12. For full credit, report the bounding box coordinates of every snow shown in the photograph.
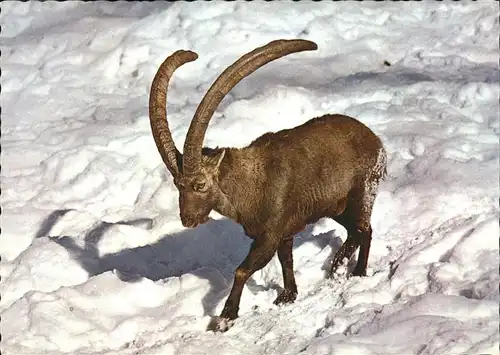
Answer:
[1,2,499,354]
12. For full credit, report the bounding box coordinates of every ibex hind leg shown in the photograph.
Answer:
[352,148,386,276]
[329,147,385,277]
[328,186,377,277]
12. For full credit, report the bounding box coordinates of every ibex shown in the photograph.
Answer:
[149,39,387,332]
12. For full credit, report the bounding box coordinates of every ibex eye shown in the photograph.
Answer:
[194,182,206,191]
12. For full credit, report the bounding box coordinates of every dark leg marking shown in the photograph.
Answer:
[208,236,279,332]
[274,238,298,305]
[329,186,376,278]
[329,235,359,276]
[352,225,372,276]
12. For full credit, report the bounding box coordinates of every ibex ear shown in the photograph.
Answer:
[204,148,226,171]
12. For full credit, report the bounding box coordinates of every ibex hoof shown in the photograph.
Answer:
[273,289,297,306]
[207,316,235,332]
[327,264,347,279]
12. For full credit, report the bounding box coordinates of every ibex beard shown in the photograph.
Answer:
[149,39,387,332]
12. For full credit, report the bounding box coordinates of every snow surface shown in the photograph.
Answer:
[1,2,499,355]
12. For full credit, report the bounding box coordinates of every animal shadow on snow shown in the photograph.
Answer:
[37,209,344,317]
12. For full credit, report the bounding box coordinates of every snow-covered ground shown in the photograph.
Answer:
[1,2,499,354]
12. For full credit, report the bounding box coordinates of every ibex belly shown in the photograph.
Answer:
[284,188,349,238]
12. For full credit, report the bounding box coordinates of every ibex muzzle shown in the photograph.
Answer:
[149,39,387,332]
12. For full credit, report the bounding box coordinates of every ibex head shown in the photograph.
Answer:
[173,148,225,228]
[149,39,318,228]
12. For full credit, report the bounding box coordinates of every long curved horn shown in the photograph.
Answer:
[182,39,318,176]
[149,50,198,177]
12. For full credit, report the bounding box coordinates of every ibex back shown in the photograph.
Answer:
[149,39,387,332]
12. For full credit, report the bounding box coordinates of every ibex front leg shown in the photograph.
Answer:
[207,235,279,332]
[274,238,298,305]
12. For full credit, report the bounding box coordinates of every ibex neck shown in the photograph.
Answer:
[214,147,264,223]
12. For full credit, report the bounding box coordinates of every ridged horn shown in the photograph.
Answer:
[149,50,198,177]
